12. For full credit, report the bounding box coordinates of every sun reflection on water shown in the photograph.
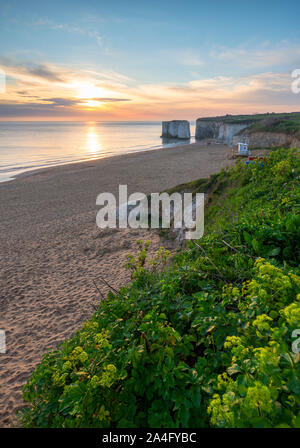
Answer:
[86,127,101,158]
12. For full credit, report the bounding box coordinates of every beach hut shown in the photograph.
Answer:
[237,142,249,155]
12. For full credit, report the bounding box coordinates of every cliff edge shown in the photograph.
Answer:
[195,112,300,148]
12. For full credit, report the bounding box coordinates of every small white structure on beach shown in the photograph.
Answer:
[237,142,249,155]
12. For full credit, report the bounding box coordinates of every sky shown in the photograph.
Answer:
[0,0,300,121]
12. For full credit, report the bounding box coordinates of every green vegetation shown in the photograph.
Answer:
[247,115,300,139]
[198,112,300,124]
[19,148,300,428]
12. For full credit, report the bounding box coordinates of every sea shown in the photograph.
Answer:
[0,121,195,182]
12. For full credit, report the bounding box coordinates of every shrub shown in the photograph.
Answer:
[19,148,300,428]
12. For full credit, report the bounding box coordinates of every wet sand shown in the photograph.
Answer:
[0,141,235,426]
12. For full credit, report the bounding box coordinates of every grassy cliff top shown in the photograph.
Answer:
[197,112,300,138]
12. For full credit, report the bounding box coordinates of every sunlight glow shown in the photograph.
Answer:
[74,82,106,99]
[86,127,101,157]
[71,82,108,109]
[80,99,103,109]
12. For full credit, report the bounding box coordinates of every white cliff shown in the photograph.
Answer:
[218,123,249,144]
[195,118,249,144]
[232,131,300,149]
[162,120,190,139]
[195,114,300,148]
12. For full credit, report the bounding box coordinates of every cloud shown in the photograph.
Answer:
[0,103,65,117]
[27,17,112,53]
[161,49,205,67]
[127,72,298,118]
[0,57,133,94]
[27,64,65,82]
[44,97,130,105]
[42,97,77,106]
[180,53,204,67]
[0,57,67,83]
[210,41,300,68]
[0,55,298,120]
[160,40,300,74]
[0,96,131,117]
[27,18,85,35]
[83,69,133,86]
[88,31,103,47]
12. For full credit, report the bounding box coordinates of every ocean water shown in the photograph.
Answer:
[0,121,195,182]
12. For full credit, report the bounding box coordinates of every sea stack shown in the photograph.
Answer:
[161,120,190,139]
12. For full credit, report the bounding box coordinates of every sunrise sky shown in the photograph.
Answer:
[1,0,300,121]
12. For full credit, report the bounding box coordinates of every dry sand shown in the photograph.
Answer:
[0,141,235,426]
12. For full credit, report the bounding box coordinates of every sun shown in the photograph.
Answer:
[74,82,106,100]
[67,80,118,109]
[80,99,103,109]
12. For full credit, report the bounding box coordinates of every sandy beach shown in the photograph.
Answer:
[0,141,235,426]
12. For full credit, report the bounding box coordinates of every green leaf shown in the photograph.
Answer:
[268,247,281,257]
[243,231,251,244]
[294,414,300,428]
[227,364,241,375]
[251,238,260,253]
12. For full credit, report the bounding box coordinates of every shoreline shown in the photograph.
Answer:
[3,139,199,185]
[0,140,235,427]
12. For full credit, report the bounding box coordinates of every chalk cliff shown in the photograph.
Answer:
[232,131,300,149]
[195,113,300,148]
[195,118,249,144]
[162,120,190,139]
